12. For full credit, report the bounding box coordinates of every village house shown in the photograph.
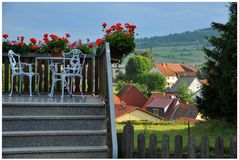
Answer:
[114,85,199,122]
[141,93,180,121]
[114,95,163,123]
[167,76,202,94]
[142,93,198,121]
[150,63,197,88]
[117,84,147,107]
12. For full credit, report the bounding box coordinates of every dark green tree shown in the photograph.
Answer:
[196,3,237,124]
[142,72,166,96]
[178,83,194,104]
[125,55,152,83]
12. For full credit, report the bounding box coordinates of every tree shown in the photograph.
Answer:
[140,49,154,64]
[125,55,152,83]
[196,3,237,124]
[178,83,194,104]
[115,80,128,93]
[142,72,166,96]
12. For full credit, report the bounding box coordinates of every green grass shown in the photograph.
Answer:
[137,45,206,65]
[116,120,236,157]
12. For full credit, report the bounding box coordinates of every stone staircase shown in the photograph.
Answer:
[2,96,108,158]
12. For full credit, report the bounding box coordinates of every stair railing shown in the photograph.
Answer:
[97,42,118,158]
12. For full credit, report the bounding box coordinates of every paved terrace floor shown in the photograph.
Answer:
[2,95,104,106]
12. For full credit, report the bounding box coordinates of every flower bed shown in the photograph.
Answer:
[2,33,96,56]
[2,22,137,62]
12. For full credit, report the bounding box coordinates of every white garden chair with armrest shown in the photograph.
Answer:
[48,49,86,99]
[8,50,40,96]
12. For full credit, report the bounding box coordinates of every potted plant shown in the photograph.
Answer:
[100,22,136,63]
[77,39,95,56]
[2,35,30,54]
[42,33,70,57]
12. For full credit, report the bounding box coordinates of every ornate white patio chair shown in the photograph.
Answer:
[48,49,86,99]
[8,50,40,96]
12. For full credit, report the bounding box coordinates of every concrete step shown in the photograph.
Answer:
[3,105,105,116]
[3,130,107,148]
[3,146,108,158]
[3,116,106,131]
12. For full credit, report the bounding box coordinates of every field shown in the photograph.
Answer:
[137,45,207,65]
[116,120,236,156]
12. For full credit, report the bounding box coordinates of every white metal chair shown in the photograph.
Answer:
[48,49,86,99]
[8,50,40,96]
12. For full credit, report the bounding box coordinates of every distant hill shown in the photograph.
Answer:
[135,28,220,49]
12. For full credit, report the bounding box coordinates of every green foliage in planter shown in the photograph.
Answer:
[47,38,68,53]
[105,32,135,56]
[78,44,95,55]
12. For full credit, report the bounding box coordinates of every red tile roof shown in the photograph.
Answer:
[164,98,179,120]
[167,63,185,73]
[147,98,174,109]
[114,95,122,105]
[154,63,197,77]
[114,104,163,119]
[115,104,138,117]
[155,63,176,76]
[142,92,176,110]
[117,84,147,107]
[181,64,198,73]
[172,103,198,120]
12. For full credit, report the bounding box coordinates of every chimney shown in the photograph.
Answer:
[162,63,166,67]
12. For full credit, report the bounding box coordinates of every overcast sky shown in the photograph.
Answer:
[3,2,229,43]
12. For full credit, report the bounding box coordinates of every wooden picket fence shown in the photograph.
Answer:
[117,122,237,158]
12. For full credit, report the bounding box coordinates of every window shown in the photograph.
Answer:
[152,109,159,115]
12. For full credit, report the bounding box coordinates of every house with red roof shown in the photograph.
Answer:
[142,92,198,121]
[142,94,180,121]
[114,84,198,122]
[114,95,163,123]
[150,63,198,88]
[117,84,147,107]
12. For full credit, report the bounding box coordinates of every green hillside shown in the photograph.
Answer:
[135,28,220,49]
[135,28,220,65]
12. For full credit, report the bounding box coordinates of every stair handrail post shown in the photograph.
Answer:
[105,42,118,158]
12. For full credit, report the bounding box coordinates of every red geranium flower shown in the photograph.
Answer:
[43,37,50,43]
[3,34,9,39]
[19,42,24,47]
[30,45,36,50]
[50,34,58,40]
[110,25,116,30]
[69,41,77,49]
[125,23,130,28]
[116,23,121,27]
[96,39,103,47]
[102,22,107,28]
[66,33,70,38]
[106,29,111,34]
[88,43,94,48]
[63,37,69,43]
[44,34,48,38]
[30,38,37,44]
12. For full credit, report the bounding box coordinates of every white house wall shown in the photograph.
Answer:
[188,78,202,93]
[150,67,178,88]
